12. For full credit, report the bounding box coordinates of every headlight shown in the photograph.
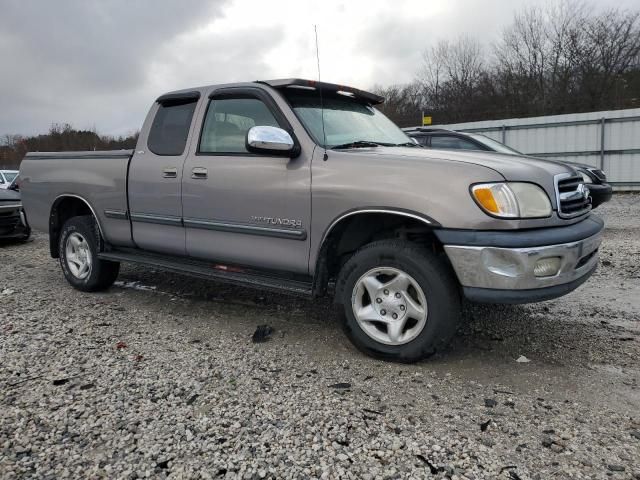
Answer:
[471,182,552,218]
[578,170,593,184]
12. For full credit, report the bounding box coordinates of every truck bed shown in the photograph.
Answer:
[20,150,134,247]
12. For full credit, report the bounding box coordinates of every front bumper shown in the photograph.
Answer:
[437,215,604,304]
[0,203,30,239]
[587,183,612,209]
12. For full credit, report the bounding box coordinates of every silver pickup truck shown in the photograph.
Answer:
[20,78,603,362]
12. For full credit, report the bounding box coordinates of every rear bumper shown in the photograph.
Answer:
[437,215,604,304]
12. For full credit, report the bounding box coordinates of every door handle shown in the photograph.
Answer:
[191,167,208,179]
[162,167,177,179]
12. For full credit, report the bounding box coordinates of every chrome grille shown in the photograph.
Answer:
[555,174,592,218]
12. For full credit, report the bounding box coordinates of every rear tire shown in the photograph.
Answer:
[58,215,119,292]
[336,240,461,363]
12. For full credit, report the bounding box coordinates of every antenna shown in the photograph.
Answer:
[314,25,328,161]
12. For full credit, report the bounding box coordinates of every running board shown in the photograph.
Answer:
[97,249,313,297]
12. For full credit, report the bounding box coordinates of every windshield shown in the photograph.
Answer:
[468,134,523,155]
[283,90,410,148]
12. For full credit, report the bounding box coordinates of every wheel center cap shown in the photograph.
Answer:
[376,290,406,320]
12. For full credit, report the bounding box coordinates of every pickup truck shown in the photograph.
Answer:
[20,78,604,362]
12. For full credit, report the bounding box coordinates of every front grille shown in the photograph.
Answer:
[0,206,21,231]
[555,174,592,218]
[0,216,20,232]
[588,168,607,182]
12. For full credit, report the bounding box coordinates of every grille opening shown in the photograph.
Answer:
[575,249,598,269]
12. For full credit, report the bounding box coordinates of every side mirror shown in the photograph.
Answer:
[246,126,296,156]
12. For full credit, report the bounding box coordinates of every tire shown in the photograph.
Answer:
[58,215,119,292]
[336,240,461,363]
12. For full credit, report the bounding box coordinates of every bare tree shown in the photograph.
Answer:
[416,36,487,122]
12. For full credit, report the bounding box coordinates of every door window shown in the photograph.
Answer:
[199,98,281,154]
[412,135,429,146]
[430,135,480,150]
[148,101,197,156]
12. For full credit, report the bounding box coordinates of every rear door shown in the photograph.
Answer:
[128,91,201,255]
[181,87,311,274]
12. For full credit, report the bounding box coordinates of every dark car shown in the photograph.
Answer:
[0,185,30,241]
[404,128,613,208]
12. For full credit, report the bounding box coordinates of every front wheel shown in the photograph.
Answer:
[336,240,461,363]
[59,215,119,292]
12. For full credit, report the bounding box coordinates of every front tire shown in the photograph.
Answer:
[336,240,461,363]
[59,215,119,292]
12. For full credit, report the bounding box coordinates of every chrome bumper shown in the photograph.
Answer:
[19,209,27,227]
[444,230,602,291]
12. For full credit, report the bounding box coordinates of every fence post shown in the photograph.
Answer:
[600,117,605,171]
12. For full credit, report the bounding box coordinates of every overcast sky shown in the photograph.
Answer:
[0,0,635,138]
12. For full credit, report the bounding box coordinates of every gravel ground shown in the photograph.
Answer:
[1,194,639,479]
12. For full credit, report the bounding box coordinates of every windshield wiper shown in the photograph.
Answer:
[393,141,421,147]
[331,140,384,149]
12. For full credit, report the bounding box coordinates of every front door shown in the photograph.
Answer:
[182,87,311,274]
[128,92,200,255]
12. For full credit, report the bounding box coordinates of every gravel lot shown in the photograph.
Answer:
[1,194,639,479]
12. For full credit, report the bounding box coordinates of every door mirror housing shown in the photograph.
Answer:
[246,126,297,157]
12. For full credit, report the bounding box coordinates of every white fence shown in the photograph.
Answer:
[434,108,640,190]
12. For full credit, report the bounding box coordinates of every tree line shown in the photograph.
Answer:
[0,124,138,169]
[374,1,640,126]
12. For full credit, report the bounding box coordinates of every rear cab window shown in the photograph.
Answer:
[148,94,199,156]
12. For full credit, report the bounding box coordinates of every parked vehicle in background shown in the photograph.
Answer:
[0,187,30,241]
[404,128,613,208]
[20,79,603,362]
[0,170,19,189]
[7,174,22,191]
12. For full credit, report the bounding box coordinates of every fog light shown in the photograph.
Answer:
[534,257,561,277]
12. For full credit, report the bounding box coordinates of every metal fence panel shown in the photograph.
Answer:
[434,108,640,190]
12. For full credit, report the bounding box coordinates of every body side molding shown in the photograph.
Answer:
[184,217,307,240]
[104,209,129,220]
[129,212,182,226]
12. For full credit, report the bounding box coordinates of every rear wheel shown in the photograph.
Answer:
[336,240,461,362]
[58,215,119,292]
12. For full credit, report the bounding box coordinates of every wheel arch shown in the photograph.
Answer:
[312,208,442,297]
[49,194,104,258]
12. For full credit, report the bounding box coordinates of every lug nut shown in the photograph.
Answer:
[380,309,386,316]
[383,289,389,295]
[392,313,398,319]
[376,298,382,304]
[395,292,401,299]
[400,305,406,311]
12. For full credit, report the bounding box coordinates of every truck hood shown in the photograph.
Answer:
[345,146,576,206]
[0,188,20,202]
[357,146,575,179]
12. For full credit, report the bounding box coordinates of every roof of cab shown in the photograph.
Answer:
[257,78,384,104]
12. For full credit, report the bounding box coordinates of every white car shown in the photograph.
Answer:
[0,170,19,189]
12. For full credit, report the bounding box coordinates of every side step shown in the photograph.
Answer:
[98,249,313,297]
